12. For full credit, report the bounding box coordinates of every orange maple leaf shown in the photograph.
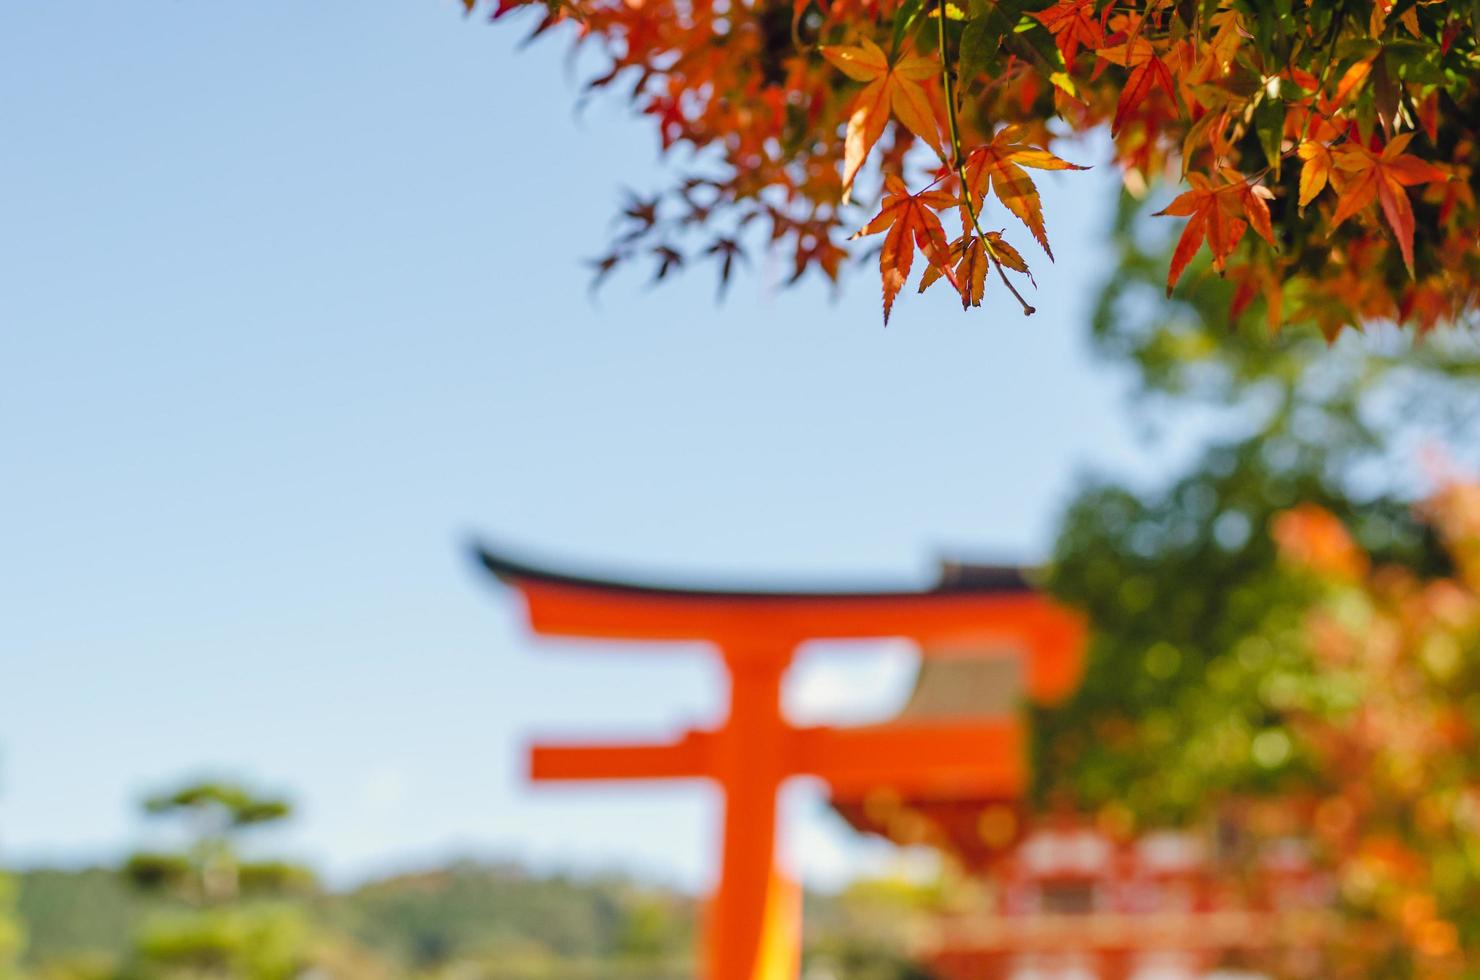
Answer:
[1297,140,1333,208]
[920,234,990,309]
[1153,172,1276,296]
[853,174,957,323]
[983,231,1034,284]
[1273,505,1368,581]
[918,228,1036,308]
[964,126,1088,260]
[1329,133,1449,275]
[821,38,944,199]
[1200,8,1246,74]
[1330,58,1373,109]
[1030,0,1104,65]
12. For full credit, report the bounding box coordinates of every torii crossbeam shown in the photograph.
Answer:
[475,547,1085,980]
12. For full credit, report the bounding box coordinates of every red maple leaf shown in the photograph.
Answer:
[1330,133,1449,275]
[1031,0,1104,65]
[1098,37,1176,137]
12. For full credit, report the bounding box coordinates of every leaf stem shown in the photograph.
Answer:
[935,1,1035,316]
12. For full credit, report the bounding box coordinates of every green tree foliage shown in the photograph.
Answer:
[14,870,141,970]
[1035,435,1438,818]
[107,779,326,980]
[126,781,307,907]
[15,860,932,979]
[0,871,24,980]
[331,863,697,976]
[802,878,937,980]
[1026,192,1479,971]
[127,908,308,980]
[1033,192,1479,822]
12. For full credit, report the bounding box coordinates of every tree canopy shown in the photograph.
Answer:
[125,779,309,907]
[1027,189,1480,974]
[474,0,1476,332]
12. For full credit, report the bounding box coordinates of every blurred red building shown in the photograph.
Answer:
[829,571,1336,979]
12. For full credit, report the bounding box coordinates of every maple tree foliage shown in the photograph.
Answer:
[471,0,1478,333]
[1264,485,1480,973]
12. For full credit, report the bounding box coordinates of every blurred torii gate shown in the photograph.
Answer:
[475,547,1085,980]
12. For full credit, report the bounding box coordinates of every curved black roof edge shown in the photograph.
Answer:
[471,541,1036,599]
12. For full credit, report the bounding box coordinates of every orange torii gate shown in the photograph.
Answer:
[475,548,1086,980]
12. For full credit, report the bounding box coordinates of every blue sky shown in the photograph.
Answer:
[1,1,1209,890]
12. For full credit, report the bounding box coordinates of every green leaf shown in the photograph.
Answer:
[891,0,927,58]
[1253,95,1286,177]
[1385,40,1446,85]
[1009,10,1067,79]
[960,0,1018,80]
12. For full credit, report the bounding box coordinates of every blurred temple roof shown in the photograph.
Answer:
[473,544,1038,599]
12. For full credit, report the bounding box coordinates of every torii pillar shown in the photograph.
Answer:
[475,548,1085,980]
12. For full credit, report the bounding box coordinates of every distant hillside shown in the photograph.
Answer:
[326,861,698,975]
[14,862,929,978]
[16,868,150,965]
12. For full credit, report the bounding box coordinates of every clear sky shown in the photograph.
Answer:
[1,1,1209,890]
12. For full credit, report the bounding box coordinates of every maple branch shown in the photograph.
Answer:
[936,0,1036,316]
[936,1,966,172]
[989,248,1037,315]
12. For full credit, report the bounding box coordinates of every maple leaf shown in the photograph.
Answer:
[790,226,848,284]
[650,245,684,282]
[1229,259,1287,332]
[964,127,1087,260]
[1201,8,1246,74]
[1098,37,1176,137]
[983,231,1034,285]
[1297,140,1333,208]
[1329,133,1449,275]
[1230,173,1277,250]
[1330,58,1373,109]
[618,194,660,242]
[919,234,989,308]
[492,0,1480,335]
[1153,172,1279,296]
[821,38,944,199]
[1116,56,1175,137]
[1031,0,1104,65]
[588,252,624,294]
[921,228,1037,311]
[704,238,745,298]
[852,174,957,323]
